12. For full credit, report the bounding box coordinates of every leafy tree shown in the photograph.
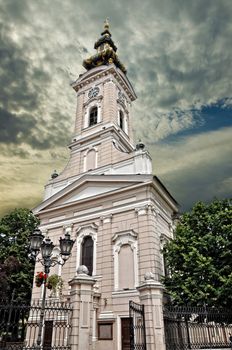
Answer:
[163,199,232,308]
[0,208,39,302]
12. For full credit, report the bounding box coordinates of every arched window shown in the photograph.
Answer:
[119,110,124,130]
[89,107,98,127]
[81,236,93,275]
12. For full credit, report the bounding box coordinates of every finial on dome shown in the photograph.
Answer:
[136,140,145,150]
[82,20,127,74]
[51,170,59,179]
[104,18,110,31]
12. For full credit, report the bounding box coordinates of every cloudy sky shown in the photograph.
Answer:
[0,0,232,217]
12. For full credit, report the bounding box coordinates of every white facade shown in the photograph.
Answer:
[33,25,178,350]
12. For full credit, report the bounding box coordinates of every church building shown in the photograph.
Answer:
[33,20,178,350]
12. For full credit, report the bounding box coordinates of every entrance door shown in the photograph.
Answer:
[121,318,130,350]
[43,321,53,350]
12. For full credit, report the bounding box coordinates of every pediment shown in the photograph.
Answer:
[33,174,150,214]
[62,185,120,203]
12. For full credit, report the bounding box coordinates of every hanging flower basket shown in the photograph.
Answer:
[35,271,47,287]
[46,274,63,297]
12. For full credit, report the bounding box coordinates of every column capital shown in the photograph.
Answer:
[69,274,96,287]
[137,275,164,294]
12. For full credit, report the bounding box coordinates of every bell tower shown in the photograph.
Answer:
[71,19,136,166]
[44,20,152,199]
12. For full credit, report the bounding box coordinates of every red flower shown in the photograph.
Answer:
[35,271,47,287]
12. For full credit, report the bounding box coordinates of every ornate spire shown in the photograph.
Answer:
[83,20,127,74]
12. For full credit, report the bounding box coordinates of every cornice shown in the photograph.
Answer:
[71,64,137,101]
[33,176,153,215]
[68,123,134,152]
[116,98,129,114]
[83,95,103,107]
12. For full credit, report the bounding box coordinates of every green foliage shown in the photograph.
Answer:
[0,208,39,302]
[47,274,63,291]
[163,198,232,308]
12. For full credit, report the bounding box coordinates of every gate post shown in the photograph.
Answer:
[137,275,166,350]
[69,266,96,350]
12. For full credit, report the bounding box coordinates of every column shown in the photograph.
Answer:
[137,275,166,350]
[69,267,96,350]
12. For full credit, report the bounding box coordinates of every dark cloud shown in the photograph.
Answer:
[0,23,39,112]
[0,108,34,143]
[164,160,232,211]
[0,13,73,151]
[0,0,231,216]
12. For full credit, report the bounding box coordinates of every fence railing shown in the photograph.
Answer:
[163,306,232,350]
[0,299,72,350]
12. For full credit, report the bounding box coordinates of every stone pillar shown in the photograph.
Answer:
[69,266,96,350]
[137,274,166,350]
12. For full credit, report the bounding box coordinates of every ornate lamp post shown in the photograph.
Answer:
[29,228,75,348]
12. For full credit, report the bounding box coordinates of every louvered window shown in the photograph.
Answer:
[89,107,98,126]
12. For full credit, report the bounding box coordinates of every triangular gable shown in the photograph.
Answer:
[63,185,120,203]
[33,174,151,214]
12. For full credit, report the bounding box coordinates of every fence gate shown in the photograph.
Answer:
[129,301,146,350]
[0,299,72,350]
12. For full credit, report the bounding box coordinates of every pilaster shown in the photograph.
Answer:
[69,270,96,350]
[74,93,85,134]
[137,276,166,350]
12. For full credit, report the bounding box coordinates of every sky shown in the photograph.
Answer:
[0,0,232,217]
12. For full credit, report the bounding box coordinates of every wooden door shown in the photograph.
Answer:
[121,318,130,350]
[43,321,53,350]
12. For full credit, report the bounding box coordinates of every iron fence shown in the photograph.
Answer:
[0,299,72,350]
[164,306,232,350]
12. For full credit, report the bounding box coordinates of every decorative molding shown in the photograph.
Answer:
[93,282,100,294]
[76,223,98,236]
[76,223,98,276]
[49,215,66,223]
[112,229,137,243]
[100,214,112,224]
[98,311,115,320]
[113,196,136,207]
[112,140,130,154]
[71,65,136,102]
[74,206,103,217]
[83,146,98,172]
[117,99,127,111]
[144,272,157,281]
[135,204,159,217]
[63,223,74,235]
[112,230,138,290]
[135,205,149,216]
[83,95,103,107]
[83,99,102,129]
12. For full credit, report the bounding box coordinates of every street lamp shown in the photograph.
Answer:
[29,228,75,348]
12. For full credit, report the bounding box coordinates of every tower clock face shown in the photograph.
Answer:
[88,87,100,99]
